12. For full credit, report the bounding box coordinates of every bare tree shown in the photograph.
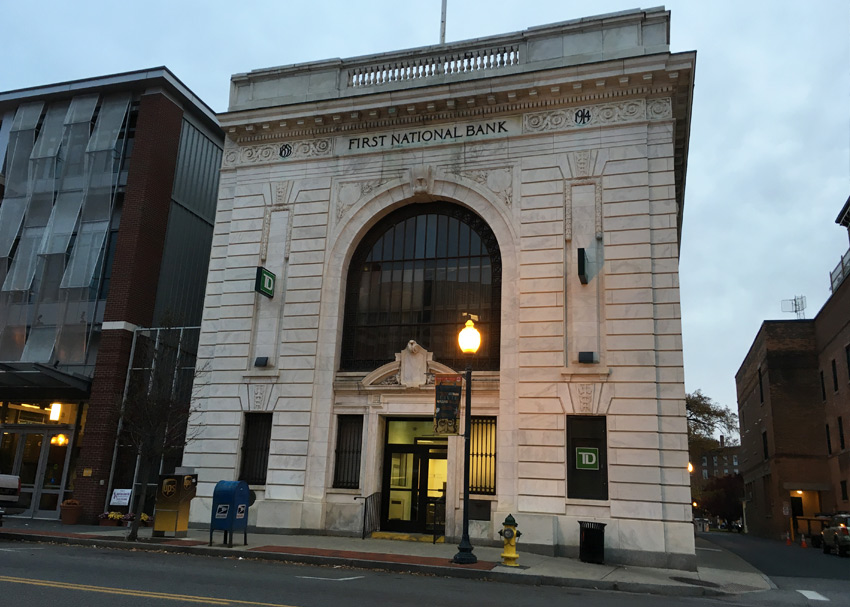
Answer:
[118,325,202,541]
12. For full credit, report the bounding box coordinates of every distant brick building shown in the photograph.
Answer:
[736,195,850,539]
[0,69,223,521]
[692,438,740,482]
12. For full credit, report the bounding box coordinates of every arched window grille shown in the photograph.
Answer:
[340,203,501,372]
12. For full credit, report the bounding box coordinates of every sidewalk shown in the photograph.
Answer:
[0,518,772,598]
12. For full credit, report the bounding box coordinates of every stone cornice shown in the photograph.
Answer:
[221,98,674,169]
[219,55,693,145]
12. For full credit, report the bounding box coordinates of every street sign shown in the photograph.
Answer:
[255,267,276,298]
[576,447,599,470]
[110,488,131,506]
[434,373,462,435]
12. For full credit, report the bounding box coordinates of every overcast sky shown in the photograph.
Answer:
[1,1,848,419]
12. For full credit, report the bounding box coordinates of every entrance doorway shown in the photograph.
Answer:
[381,418,448,534]
[1,427,74,518]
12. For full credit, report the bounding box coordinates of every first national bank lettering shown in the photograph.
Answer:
[347,120,509,151]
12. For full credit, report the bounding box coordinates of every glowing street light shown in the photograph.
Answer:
[453,317,481,565]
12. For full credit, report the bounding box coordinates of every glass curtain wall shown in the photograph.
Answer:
[0,94,131,370]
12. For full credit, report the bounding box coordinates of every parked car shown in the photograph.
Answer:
[821,513,850,557]
[0,473,21,526]
[0,473,20,504]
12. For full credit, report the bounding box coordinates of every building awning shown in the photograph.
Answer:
[0,362,91,401]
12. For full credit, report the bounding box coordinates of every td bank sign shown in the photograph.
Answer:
[575,447,599,470]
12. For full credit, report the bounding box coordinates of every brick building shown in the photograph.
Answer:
[0,68,223,521]
[736,195,850,539]
[692,438,740,482]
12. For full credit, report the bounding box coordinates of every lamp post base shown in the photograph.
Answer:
[452,536,478,564]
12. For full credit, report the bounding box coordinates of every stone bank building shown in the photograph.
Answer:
[185,8,697,568]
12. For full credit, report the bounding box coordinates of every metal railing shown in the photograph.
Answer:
[355,491,381,539]
[830,248,850,293]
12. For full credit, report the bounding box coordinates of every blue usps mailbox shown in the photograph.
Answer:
[209,480,250,547]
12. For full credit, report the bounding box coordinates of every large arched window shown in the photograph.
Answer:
[340,203,501,372]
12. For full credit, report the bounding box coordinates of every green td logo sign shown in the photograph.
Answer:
[255,267,276,298]
[575,447,599,470]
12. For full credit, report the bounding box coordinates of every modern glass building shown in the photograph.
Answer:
[0,68,223,521]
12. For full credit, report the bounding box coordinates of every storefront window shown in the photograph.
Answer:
[0,401,80,425]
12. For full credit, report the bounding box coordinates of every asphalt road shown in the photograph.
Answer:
[0,540,722,607]
[701,531,850,605]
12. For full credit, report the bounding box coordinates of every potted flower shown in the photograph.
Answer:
[140,513,152,527]
[98,511,123,526]
[121,512,135,526]
[60,499,82,525]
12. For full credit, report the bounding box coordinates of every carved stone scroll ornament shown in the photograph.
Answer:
[246,383,270,411]
[409,165,434,195]
[275,181,293,206]
[336,178,384,220]
[222,138,332,168]
[378,374,401,386]
[647,98,673,120]
[557,378,612,415]
[453,167,513,206]
[398,340,431,388]
[360,342,454,390]
[524,100,646,134]
[577,384,593,413]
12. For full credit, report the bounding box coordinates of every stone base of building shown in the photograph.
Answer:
[190,497,696,570]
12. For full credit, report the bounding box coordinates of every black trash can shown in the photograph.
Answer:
[578,520,606,564]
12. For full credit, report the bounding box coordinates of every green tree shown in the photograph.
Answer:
[686,390,739,454]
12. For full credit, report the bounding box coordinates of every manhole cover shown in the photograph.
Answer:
[669,576,720,588]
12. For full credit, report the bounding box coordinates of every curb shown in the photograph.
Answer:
[0,530,725,598]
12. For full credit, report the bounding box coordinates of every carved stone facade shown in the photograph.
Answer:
[185,8,697,570]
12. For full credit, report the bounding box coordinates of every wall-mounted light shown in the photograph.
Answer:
[688,462,694,473]
[49,402,62,421]
[796,490,803,495]
[50,434,68,446]
[577,248,588,284]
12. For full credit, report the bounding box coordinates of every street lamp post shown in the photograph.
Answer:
[453,318,480,565]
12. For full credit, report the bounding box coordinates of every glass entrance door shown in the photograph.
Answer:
[381,418,448,534]
[0,428,73,518]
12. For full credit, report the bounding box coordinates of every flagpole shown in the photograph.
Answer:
[440,0,447,44]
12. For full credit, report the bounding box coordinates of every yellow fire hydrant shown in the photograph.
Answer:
[498,514,522,566]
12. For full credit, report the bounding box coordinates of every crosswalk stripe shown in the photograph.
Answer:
[797,590,829,601]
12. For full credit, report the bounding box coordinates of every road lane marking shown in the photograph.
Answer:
[797,590,829,601]
[695,548,721,552]
[0,576,299,606]
[296,575,365,581]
